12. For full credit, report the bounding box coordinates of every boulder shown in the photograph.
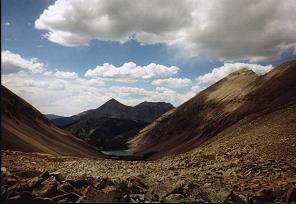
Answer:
[286,187,296,203]
[249,188,274,203]
[163,193,185,203]
[67,179,92,188]
[8,194,21,200]
[57,182,74,193]
[33,197,53,202]
[32,184,59,198]
[7,175,19,186]
[52,192,80,202]
[129,194,145,203]
[7,190,19,199]
[224,191,247,204]
[94,177,114,189]
[145,182,172,201]
[20,191,33,201]
[76,195,86,203]
[50,171,64,182]
[84,186,125,203]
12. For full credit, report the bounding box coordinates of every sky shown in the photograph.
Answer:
[1,0,296,116]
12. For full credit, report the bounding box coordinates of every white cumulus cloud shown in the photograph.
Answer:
[152,77,192,88]
[1,50,44,74]
[23,79,66,90]
[54,70,79,79]
[35,0,296,61]
[35,0,191,47]
[85,62,179,81]
[75,78,105,86]
[196,63,273,85]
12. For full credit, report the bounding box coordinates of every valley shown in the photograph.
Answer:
[49,99,173,151]
[1,60,296,203]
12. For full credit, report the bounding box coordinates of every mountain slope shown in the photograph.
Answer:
[78,98,133,119]
[52,99,174,126]
[45,114,65,120]
[50,99,174,150]
[67,117,148,150]
[129,60,296,159]
[1,85,102,158]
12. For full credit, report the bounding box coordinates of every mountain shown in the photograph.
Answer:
[77,98,174,122]
[129,60,296,159]
[50,99,174,150]
[134,101,176,123]
[50,115,80,128]
[78,98,131,119]
[2,61,296,203]
[1,85,102,158]
[45,114,64,120]
[51,99,173,127]
[69,117,148,150]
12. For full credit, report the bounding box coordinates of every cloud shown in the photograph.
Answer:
[44,71,53,76]
[3,63,192,116]
[75,78,105,86]
[1,51,185,115]
[54,70,79,79]
[191,85,203,93]
[196,63,273,85]
[85,62,179,81]
[35,0,191,47]
[152,77,192,88]
[23,79,66,90]
[3,75,192,116]
[35,0,296,61]
[106,86,193,107]
[155,87,172,92]
[1,50,44,74]
[4,22,10,26]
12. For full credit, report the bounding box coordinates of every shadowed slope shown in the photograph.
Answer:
[1,85,102,158]
[50,99,174,150]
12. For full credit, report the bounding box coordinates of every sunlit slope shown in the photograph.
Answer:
[129,60,296,159]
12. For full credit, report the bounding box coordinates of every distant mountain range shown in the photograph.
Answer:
[129,60,296,159]
[49,99,174,150]
[52,99,174,125]
[45,114,65,120]
[1,85,102,158]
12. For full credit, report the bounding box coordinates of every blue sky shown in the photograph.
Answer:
[2,0,296,116]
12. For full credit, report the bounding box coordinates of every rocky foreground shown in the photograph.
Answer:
[1,148,296,203]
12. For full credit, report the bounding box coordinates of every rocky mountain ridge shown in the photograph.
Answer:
[50,99,174,150]
[129,60,296,159]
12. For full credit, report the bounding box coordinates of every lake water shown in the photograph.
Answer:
[101,149,145,161]
[101,150,134,157]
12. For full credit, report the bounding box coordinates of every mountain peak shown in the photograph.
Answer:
[221,68,258,83]
[105,98,121,105]
[229,68,257,76]
[136,101,174,108]
[110,98,118,101]
[99,98,126,109]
